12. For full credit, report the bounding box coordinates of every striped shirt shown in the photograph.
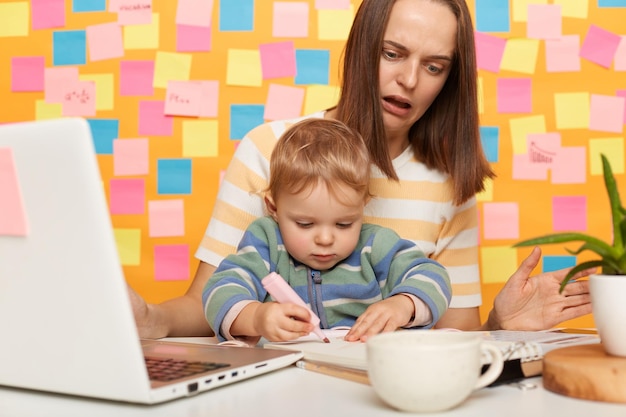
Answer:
[196,111,481,309]
[203,217,451,341]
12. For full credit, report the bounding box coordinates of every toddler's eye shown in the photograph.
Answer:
[337,223,353,229]
[296,222,312,228]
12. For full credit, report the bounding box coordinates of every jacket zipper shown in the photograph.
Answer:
[307,268,328,329]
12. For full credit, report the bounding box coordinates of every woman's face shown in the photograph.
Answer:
[378,0,457,140]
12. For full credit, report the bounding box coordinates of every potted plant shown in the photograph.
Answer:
[513,154,626,357]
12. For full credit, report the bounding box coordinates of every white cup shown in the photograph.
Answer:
[366,331,504,413]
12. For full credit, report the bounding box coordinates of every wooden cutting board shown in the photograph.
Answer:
[543,344,626,403]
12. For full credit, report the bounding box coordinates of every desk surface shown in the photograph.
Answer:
[3,336,626,417]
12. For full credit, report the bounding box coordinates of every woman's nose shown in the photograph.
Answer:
[397,60,419,89]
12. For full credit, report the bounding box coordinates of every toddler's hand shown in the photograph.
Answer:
[345,295,414,342]
[254,302,315,342]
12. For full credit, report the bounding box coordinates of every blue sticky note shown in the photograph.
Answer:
[475,0,510,33]
[72,0,106,12]
[53,30,87,66]
[599,0,626,6]
[157,159,192,195]
[219,0,254,31]
[230,104,265,140]
[295,49,330,85]
[542,255,577,273]
[480,126,499,163]
[87,119,119,155]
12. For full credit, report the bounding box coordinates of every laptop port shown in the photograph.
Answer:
[187,382,198,393]
[218,375,226,381]
[231,371,238,377]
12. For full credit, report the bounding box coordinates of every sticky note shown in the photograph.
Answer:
[219,0,254,31]
[476,177,494,202]
[11,57,45,92]
[119,60,154,96]
[545,35,581,72]
[198,80,219,118]
[230,105,265,140]
[138,101,173,136]
[475,32,506,72]
[553,196,587,231]
[553,0,588,19]
[512,0,548,23]
[512,153,548,180]
[61,81,96,117]
[617,90,626,123]
[110,179,145,214]
[527,132,560,168]
[79,73,113,111]
[86,22,124,61]
[589,138,624,175]
[176,0,213,27]
[53,30,87,66]
[580,25,621,69]
[153,51,192,89]
[157,159,192,195]
[527,5,561,40]
[45,67,79,103]
[164,81,201,117]
[483,202,519,240]
[182,120,218,157]
[114,228,141,266]
[259,42,296,79]
[615,36,626,71]
[0,2,29,37]
[480,246,518,284]
[32,0,65,30]
[475,0,510,33]
[554,92,590,130]
[35,100,63,120]
[497,78,532,113]
[317,7,353,41]
[87,118,119,155]
[315,0,349,8]
[509,115,546,154]
[116,0,153,25]
[149,199,185,237]
[480,126,499,163]
[589,94,625,133]
[295,49,330,85]
[264,84,305,121]
[542,256,577,273]
[272,2,309,38]
[0,148,28,236]
[113,138,149,176]
[226,49,262,87]
[303,85,340,115]
[598,0,626,7]
[154,245,189,281]
[124,13,159,50]
[177,24,212,52]
[73,0,106,12]
[500,39,540,74]
[552,147,586,184]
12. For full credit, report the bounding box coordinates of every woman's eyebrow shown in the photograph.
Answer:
[383,40,453,62]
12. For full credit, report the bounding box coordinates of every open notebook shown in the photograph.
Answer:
[264,328,600,385]
[0,118,302,404]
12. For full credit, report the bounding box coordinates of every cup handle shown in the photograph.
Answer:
[474,343,504,390]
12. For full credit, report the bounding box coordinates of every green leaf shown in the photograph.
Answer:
[514,232,617,257]
[558,260,605,293]
[602,154,625,253]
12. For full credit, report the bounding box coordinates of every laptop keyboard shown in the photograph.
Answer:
[145,356,230,382]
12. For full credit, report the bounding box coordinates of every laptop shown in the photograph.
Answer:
[0,118,303,404]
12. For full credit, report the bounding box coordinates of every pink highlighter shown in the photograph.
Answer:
[261,272,330,343]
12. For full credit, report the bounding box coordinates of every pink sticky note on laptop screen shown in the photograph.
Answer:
[0,148,29,236]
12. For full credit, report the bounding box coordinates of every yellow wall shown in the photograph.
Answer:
[2,0,625,329]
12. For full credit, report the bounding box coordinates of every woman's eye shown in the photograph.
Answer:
[427,64,443,74]
[382,50,399,60]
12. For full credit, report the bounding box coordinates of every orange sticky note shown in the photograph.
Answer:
[0,148,28,236]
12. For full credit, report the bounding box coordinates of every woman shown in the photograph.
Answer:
[130,0,592,339]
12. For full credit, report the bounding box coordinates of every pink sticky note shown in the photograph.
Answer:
[259,41,296,79]
[62,81,96,117]
[273,2,309,38]
[117,0,153,25]
[615,36,626,71]
[512,153,548,180]
[264,84,305,120]
[617,90,626,124]
[32,0,65,30]
[45,67,79,103]
[148,199,185,237]
[138,101,174,136]
[497,78,532,113]
[113,138,149,176]
[109,178,145,215]
[545,35,581,73]
[177,24,212,52]
[164,81,201,117]
[482,202,519,240]
[198,80,219,118]
[527,132,560,169]
[589,94,625,133]
[154,245,189,281]
[87,22,124,62]
[0,148,28,236]
[475,31,506,73]
[11,56,45,92]
[176,0,214,28]
[553,196,586,232]
[527,5,561,40]
[552,147,586,184]
[580,25,622,69]
[315,0,349,9]
[120,60,155,96]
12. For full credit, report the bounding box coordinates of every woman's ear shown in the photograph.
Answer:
[264,195,278,221]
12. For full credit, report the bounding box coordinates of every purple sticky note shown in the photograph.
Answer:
[545,35,581,73]
[580,25,622,69]
[119,60,155,96]
[154,244,189,281]
[11,56,45,92]
[0,148,29,236]
[553,196,587,232]
[259,41,296,79]
[109,178,145,214]
[177,24,212,52]
[475,31,506,73]
[482,202,519,240]
[32,0,65,30]
[589,94,625,133]
[138,101,174,136]
[497,78,532,113]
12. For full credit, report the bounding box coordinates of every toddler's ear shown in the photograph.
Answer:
[264,195,278,221]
